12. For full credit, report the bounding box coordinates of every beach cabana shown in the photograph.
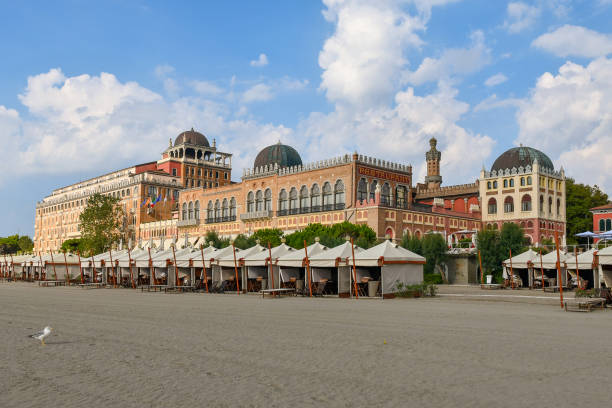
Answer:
[81,250,128,285]
[565,249,598,289]
[174,244,217,289]
[354,240,426,298]
[308,241,364,296]
[502,249,538,288]
[596,246,612,288]
[213,244,265,292]
[531,250,569,287]
[42,253,82,281]
[243,242,296,291]
[277,240,328,292]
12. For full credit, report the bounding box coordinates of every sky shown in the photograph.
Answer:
[1,0,612,237]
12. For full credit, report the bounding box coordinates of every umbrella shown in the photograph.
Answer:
[575,231,597,249]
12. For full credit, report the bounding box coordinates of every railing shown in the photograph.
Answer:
[276,203,345,217]
[205,216,237,224]
[177,218,200,227]
[239,210,273,221]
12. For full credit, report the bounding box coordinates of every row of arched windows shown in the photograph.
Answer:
[356,178,408,208]
[182,198,237,223]
[599,219,612,232]
[487,194,561,215]
[273,180,345,215]
[486,176,532,190]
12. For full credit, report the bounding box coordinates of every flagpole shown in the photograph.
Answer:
[351,238,359,299]
[63,250,70,285]
[267,242,275,296]
[304,240,312,297]
[200,245,209,293]
[77,251,84,284]
[554,231,564,308]
[50,251,57,280]
[232,241,240,294]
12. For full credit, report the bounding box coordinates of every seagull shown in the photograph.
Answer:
[29,326,53,346]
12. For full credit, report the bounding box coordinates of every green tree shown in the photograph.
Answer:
[61,238,83,253]
[284,222,377,249]
[204,231,230,249]
[18,236,34,253]
[565,178,609,244]
[421,233,448,275]
[232,234,254,250]
[400,233,422,255]
[0,235,21,254]
[476,223,527,283]
[250,228,284,247]
[79,193,125,255]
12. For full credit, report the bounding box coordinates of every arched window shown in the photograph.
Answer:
[520,177,525,186]
[357,178,368,202]
[182,203,187,220]
[527,176,532,185]
[548,196,553,213]
[222,198,229,218]
[207,201,213,220]
[487,181,491,189]
[255,190,263,212]
[521,195,532,211]
[503,179,508,188]
[289,188,298,213]
[599,219,605,232]
[279,189,288,213]
[300,186,309,211]
[369,180,378,201]
[322,182,333,208]
[214,199,221,219]
[504,196,514,213]
[527,221,533,228]
[247,192,254,213]
[395,186,406,208]
[334,180,345,208]
[194,201,200,219]
[488,198,497,214]
[556,199,560,216]
[230,197,236,218]
[540,195,544,213]
[509,179,514,187]
[311,184,321,209]
[264,189,272,211]
[493,181,498,189]
[188,202,194,219]
[607,219,612,232]
[381,183,391,205]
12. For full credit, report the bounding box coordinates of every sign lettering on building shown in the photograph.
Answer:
[358,166,411,184]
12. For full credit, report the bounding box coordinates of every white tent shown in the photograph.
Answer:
[277,240,328,290]
[242,243,296,290]
[502,249,538,269]
[354,240,426,297]
[308,241,364,296]
[596,246,612,288]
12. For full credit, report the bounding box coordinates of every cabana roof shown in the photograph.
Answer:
[174,245,217,268]
[243,243,296,266]
[309,241,364,267]
[533,250,568,270]
[596,245,612,265]
[277,241,328,267]
[502,249,539,269]
[564,249,597,270]
[354,240,425,267]
[217,244,266,267]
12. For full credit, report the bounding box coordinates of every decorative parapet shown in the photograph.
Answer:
[481,165,563,179]
[242,152,411,181]
[177,219,200,227]
[415,182,479,199]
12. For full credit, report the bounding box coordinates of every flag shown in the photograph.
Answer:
[141,197,148,207]
[151,194,162,207]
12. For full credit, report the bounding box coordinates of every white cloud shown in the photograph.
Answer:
[191,80,224,96]
[405,30,491,85]
[503,2,541,33]
[516,57,612,192]
[250,53,269,67]
[484,73,508,87]
[532,25,612,58]
[473,94,522,112]
[242,83,273,103]
[154,64,175,78]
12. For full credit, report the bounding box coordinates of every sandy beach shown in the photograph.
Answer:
[0,282,609,408]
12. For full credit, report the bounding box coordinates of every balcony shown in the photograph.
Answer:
[206,215,237,224]
[240,210,273,221]
[276,203,345,217]
[177,218,200,227]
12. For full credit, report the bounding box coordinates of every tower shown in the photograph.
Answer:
[425,137,442,189]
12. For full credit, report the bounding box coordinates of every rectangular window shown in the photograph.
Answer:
[215,171,219,179]
[224,172,228,179]
[172,168,177,176]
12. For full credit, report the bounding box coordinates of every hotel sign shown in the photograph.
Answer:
[358,166,411,184]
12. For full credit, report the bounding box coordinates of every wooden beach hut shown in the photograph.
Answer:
[354,240,426,298]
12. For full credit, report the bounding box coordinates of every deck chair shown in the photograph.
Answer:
[313,280,327,297]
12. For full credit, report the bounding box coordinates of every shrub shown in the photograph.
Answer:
[393,281,438,298]
[424,273,443,285]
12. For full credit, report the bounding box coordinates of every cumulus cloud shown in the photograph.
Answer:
[516,57,612,191]
[503,2,541,33]
[484,73,508,87]
[242,83,274,103]
[250,53,269,67]
[191,80,224,96]
[532,25,612,58]
[404,30,491,85]
[473,94,522,112]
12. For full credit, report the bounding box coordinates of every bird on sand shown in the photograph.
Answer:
[29,326,53,346]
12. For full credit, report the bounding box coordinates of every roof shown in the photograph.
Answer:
[354,240,425,267]
[253,142,302,169]
[175,128,210,148]
[243,243,296,266]
[277,241,327,267]
[491,146,554,172]
[532,250,568,270]
[309,241,364,267]
[502,249,539,269]
[566,249,597,270]
[217,244,266,267]
[590,203,612,212]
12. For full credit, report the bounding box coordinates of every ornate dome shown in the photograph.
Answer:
[254,142,302,169]
[174,128,210,147]
[491,146,554,172]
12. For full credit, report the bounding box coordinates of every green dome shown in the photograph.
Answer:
[491,146,554,172]
[254,142,302,169]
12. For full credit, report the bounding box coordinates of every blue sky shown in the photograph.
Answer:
[1,0,612,237]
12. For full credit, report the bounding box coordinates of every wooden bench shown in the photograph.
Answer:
[260,288,296,298]
[37,280,66,287]
[77,283,104,289]
[139,285,166,292]
[164,286,195,293]
[564,298,606,312]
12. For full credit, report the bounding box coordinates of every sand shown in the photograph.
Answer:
[0,282,610,408]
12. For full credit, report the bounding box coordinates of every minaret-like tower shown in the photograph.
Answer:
[425,137,442,189]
